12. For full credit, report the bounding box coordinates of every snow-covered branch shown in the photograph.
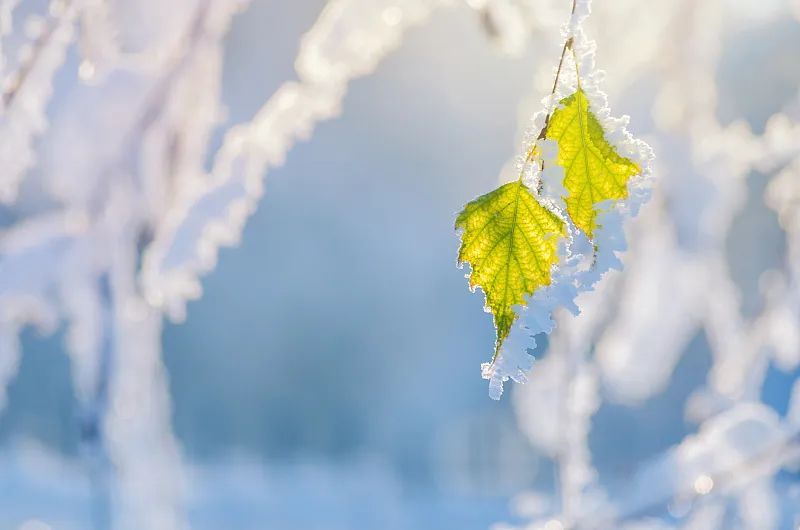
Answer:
[140,0,449,321]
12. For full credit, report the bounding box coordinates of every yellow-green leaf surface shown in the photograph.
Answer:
[456,181,565,358]
[546,88,641,237]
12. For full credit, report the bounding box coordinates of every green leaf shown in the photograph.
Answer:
[455,180,565,358]
[546,88,641,238]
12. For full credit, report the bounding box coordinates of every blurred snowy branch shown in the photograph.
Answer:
[139,0,449,321]
[0,0,75,203]
[0,0,459,527]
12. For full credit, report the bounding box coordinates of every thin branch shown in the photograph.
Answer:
[570,45,582,92]
[568,430,800,529]
[2,1,71,108]
[517,0,577,181]
[87,0,212,214]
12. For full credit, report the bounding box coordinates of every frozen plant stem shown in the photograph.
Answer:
[2,0,71,108]
[530,35,572,183]
[535,36,573,142]
[571,430,800,529]
[518,0,577,182]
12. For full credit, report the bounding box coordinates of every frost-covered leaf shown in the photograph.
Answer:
[456,180,565,357]
[546,88,641,237]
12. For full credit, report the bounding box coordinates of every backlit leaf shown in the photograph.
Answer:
[546,88,641,237]
[455,180,565,358]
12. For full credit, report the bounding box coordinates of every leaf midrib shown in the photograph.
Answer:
[495,181,524,356]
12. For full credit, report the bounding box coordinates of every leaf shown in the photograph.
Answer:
[455,180,565,358]
[546,88,641,238]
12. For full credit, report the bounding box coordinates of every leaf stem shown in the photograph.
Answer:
[570,46,582,91]
[535,36,573,142]
[517,0,578,182]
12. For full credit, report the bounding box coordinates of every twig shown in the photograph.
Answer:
[567,430,800,529]
[2,1,71,108]
[535,36,573,142]
[517,0,578,180]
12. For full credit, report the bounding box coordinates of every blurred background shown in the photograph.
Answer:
[0,0,798,529]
